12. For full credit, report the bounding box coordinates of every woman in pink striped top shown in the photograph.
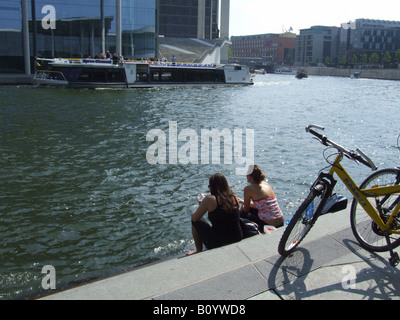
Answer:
[241,165,284,228]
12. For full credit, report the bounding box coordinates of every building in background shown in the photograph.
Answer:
[157,0,231,64]
[0,0,157,74]
[230,33,296,66]
[340,19,400,64]
[4,0,399,77]
[295,26,340,66]
[1,0,232,76]
[295,19,400,67]
[158,0,220,39]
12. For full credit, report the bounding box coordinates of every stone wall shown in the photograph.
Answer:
[306,67,400,81]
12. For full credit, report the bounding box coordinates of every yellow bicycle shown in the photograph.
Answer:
[278,125,400,267]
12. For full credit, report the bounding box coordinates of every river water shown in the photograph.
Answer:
[1,74,399,299]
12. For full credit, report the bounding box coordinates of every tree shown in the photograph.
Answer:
[395,49,400,64]
[325,56,331,65]
[369,53,379,64]
[362,54,368,64]
[382,52,392,66]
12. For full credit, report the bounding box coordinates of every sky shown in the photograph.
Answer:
[229,0,400,36]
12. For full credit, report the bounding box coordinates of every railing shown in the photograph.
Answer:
[149,61,218,69]
[36,58,220,70]
[34,70,67,82]
[37,58,118,66]
[193,37,230,64]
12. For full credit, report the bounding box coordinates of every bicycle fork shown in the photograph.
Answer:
[312,172,336,197]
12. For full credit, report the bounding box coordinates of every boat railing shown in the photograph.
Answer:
[82,59,114,65]
[36,57,219,69]
[39,58,118,66]
[34,70,67,82]
[149,61,218,69]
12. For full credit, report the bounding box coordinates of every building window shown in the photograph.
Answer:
[0,0,23,72]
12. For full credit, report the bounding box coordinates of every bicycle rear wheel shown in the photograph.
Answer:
[278,183,329,256]
[350,168,400,252]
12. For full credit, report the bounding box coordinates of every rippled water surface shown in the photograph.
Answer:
[1,75,399,299]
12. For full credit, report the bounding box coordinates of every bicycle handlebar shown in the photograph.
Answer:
[305,125,378,171]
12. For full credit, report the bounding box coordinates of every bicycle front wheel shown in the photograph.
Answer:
[278,183,329,256]
[350,168,400,252]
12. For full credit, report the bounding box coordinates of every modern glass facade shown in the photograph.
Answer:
[340,19,400,59]
[0,0,24,73]
[159,0,219,39]
[0,0,157,74]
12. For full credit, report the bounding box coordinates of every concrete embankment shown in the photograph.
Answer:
[0,74,33,85]
[39,208,400,300]
[306,67,400,81]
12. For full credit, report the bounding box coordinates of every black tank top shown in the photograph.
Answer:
[208,197,243,247]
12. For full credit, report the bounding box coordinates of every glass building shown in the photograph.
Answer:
[340,19,400,60]
[159,0,219,39]
[0,0,158,74]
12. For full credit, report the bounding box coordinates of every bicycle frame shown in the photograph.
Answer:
[328,153,400,234]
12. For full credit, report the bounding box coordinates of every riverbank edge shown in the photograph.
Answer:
[305,67,400,81]
[0,74,34,85]
[38,208,400,300]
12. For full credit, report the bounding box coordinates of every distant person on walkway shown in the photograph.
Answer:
[241,165,284,229]
[187,173,243,255]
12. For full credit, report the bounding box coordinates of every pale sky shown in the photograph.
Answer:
[229,0,400,36]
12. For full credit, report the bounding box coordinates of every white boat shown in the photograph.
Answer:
[274,68,297,75]
[34,58,253,89]
[255,68,266,75]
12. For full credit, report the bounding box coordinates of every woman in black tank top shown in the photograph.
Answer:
[187,173,243,256]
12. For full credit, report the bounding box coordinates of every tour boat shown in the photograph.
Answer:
[34,58,253,89]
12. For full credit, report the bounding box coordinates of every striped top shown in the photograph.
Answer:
[253,196,283,222]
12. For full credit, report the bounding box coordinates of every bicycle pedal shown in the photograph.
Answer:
[389,252,399,267]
